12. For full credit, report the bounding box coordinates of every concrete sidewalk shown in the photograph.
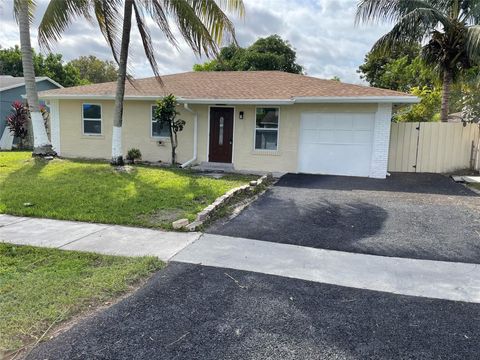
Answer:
[0,214,200,261]
[2,214,479,304]
[173,233,480,304]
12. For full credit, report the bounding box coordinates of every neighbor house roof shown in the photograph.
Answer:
[38,71,418,104]
[0,75,63,92]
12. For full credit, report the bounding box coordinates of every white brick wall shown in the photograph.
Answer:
[370,103,392,178]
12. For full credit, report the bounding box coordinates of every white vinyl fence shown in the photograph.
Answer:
[388,122,480,173]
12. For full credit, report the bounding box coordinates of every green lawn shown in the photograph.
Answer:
[0,243,163,356]
[0,152,253,228]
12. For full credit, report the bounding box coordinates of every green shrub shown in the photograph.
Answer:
[126,148,142,163]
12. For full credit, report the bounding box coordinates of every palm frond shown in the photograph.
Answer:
[466,25,480,62]
[38,0,92,49]
[371,7,452,54]
[13,0,37,24]
[133,1,162,83]
[92,0,123,65]
[355,0,440,25]
[462,0,480,24]
[141,0,178,47]
[162,0,216,57]
[188,0,241,45]
[162,0,243,57]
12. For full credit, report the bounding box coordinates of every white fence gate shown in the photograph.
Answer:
[388,122,480,173]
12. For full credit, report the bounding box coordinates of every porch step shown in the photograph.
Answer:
[194,162,235,172]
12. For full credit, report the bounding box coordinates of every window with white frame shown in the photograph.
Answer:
[151,105,171,138]
[255,107,279,150]
[82,103,102,135]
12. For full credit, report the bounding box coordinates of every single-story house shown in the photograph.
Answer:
[0,75,62,149]
[38,71,418,178]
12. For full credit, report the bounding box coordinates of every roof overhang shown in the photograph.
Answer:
[294,96,420,104]
[39,94,419,105]
[1,77,63,92]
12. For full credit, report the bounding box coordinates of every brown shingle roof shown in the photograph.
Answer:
[38,71,413,101]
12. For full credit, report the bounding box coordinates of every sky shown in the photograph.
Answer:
[0,0,393,84]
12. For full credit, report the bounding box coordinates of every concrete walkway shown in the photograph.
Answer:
[0,214,200,261]
[2,214,479,303]
[173,233,480,304]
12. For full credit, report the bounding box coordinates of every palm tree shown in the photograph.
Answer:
[38,0,244,165]
[356,0,480,122]
[14,0,56,156]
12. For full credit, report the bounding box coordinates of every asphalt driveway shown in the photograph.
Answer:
[27,263,480,360]
[208,173,480,264]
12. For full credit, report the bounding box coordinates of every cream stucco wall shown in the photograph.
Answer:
[230,103,378,173]
[55,99,382,174]
[58,100,194,163]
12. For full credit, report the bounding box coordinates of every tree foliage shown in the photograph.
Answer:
[356,0,480,122]
[394,87,442,122]
[0,46,120,86]
[358,43,438,92]
[38,0,244,80]
[153,94,185,165]
[0,45,85,87]
[67,55,118,83]
[193,34,303,73]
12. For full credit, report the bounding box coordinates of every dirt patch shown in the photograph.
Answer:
[137,209,185,226]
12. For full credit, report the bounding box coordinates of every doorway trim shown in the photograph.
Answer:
[207,105,236,163]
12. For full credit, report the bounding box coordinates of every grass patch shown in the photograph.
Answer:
[0,152,254,228]
[0,243,163,355]
[471,183,480,190]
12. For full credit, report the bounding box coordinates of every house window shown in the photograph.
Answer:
[255,107,279,150]
[82,103,102,135]
[151,105,170,138]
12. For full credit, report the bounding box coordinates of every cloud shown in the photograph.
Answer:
[0,0,392,83]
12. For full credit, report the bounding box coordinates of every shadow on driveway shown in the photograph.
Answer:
[276,172,478,196]
[208,173,480,264]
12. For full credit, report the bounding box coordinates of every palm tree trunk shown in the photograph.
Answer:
[111,0,133,165]
[17,0,56,156]
[440,69,452,123]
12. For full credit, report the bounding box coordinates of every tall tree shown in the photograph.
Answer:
[358,43,438,91]
[39,0,244,165]
[356,0,480,122]
[194,34,304,73]
[68,56,118,83]
[14,0,55,156]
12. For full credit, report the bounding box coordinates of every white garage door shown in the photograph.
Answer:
[298,112,375,177]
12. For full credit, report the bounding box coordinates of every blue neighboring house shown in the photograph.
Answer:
[0,75,62,148]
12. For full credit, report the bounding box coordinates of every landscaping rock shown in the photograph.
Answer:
[250,180,258,186]
[186,220,203,231]
[196,210,210,221]
[172,218,189,229]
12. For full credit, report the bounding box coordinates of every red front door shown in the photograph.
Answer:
[209,107,234,163]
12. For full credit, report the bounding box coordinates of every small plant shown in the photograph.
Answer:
[6,101,29,149]
[126,148,142,163]
[153,94,185,165]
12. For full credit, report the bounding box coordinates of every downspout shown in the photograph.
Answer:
[181,103,198,168]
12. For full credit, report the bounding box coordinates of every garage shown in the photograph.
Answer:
[298,112,376,177]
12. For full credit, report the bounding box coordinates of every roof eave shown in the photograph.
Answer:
[0,77,63,92]
[39,94,420,105]
[38,94,295,105]
[294,96,420,104]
